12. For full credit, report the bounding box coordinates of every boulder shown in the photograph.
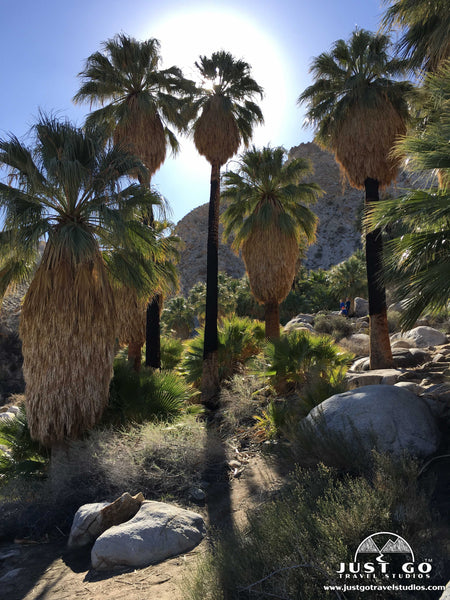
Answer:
[339,334,370,355]
[353,297,369,317]
[394,381,424,395]
[347,369,404,389]
[304,385,439,458]
[91,501,205,570]
[391,339,413,349]
[403,326,447,348]
[68,492,145,549]
[439,581,450,600]
[284,315,315,332]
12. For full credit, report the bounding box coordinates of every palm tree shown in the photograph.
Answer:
[222,146,320,338]
[382,0,450,73]
[73,33,193,370]
[298,29,413,369]
[0,115,160,447]
[365,61,450,328]
[327,250,368,315]
[190,51,264,403]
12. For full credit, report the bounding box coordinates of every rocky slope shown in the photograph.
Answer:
[175,142,417,294]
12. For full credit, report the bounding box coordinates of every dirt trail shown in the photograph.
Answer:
[0,453,284,600]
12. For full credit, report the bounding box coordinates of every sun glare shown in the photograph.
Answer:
[140,7,290,148]
[136,7,292,218]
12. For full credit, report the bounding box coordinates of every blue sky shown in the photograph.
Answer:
[0,0,387,223]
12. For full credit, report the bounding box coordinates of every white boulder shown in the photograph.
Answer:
[91,501,205,570]
[303,385,439,458]
[403,326,447,348]
[353,297,369,317]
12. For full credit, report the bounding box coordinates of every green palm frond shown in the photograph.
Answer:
[298,28,414,146]
[381,0,450,73]
[74,33,195,167]
[0,114,165,296]
[365,63,450,328]
[222,145,321,251]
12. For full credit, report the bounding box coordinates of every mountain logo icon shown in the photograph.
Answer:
[354,532,415,563]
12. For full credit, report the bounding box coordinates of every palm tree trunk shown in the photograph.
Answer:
[202,161,221,406]
[145,295,161,369]
[128,341,143,372]
[265,302,280,339]
[364,178,394,369]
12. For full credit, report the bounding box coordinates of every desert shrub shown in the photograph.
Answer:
[314,313,354,340]
[264,329,353,396]
[185,456,438,600]
[160,336,184,370]
[219,373,268,433]
[105,360,190,425]
[0,416,214,540]
[387,310,402,333]
[182,316,265,386]
[0,407,48,484]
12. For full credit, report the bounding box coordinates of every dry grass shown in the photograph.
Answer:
[243,223,299,305]
[20,243,116,446]
[332,101,406,188]
[193,95,240,165]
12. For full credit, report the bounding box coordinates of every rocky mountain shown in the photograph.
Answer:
[175,142,416,294]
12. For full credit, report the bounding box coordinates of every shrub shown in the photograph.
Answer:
[161,296,195,339]
[105,360,190,425]
[219,373,268,433]
[264,329,353,396]
[160,336,184,370]
[314,313,354,340]
[185,456,438,600]
[0,415,215,540]
[181,316,265,386]
[0,407,48,484]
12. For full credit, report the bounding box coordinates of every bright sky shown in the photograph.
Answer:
[0,0,386,223]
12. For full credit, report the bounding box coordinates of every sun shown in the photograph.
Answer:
[139,6,290,147]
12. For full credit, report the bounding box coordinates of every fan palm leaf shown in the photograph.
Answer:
[222,146,321,338]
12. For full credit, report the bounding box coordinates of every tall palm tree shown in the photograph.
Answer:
[222,146,320,338]
[298,29,413,369]
[0,115,160,447]
[190,51,264,404]
[73,33,193,370]
[382,0,450,73]
[365,61,450,328]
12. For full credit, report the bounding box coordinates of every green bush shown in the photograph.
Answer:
[264,329,353,396]
[105,360,190,425]
[160,336,184,370]
[0,407,48,484]
[314,313,354,340]
[181,316,265,386]
[185,456,438,600]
